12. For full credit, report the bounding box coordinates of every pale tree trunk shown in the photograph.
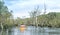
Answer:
[1,22,3,30]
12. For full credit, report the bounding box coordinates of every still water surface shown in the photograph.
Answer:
[0,26,60,35]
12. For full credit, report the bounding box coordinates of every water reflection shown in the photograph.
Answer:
[0,26,60,35]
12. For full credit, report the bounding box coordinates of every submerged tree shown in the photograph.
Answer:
[29,6,41,27]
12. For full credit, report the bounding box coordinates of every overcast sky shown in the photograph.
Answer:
[4,0,60,18]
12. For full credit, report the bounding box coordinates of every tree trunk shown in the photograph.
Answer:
[1,22,3,30]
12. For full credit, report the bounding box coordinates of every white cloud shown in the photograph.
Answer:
[5,0,60,18]
[13,11,30,18]
[5,0,44,18]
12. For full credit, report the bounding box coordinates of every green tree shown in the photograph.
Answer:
[0,1,12,30]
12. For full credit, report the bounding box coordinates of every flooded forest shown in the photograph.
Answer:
[0,0,60,35]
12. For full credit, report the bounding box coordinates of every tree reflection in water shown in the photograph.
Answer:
[0,26,60,35]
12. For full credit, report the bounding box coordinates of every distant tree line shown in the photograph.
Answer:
[26,11,60,28]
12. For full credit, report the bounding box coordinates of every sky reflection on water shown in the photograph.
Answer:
[0,26,60,35]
